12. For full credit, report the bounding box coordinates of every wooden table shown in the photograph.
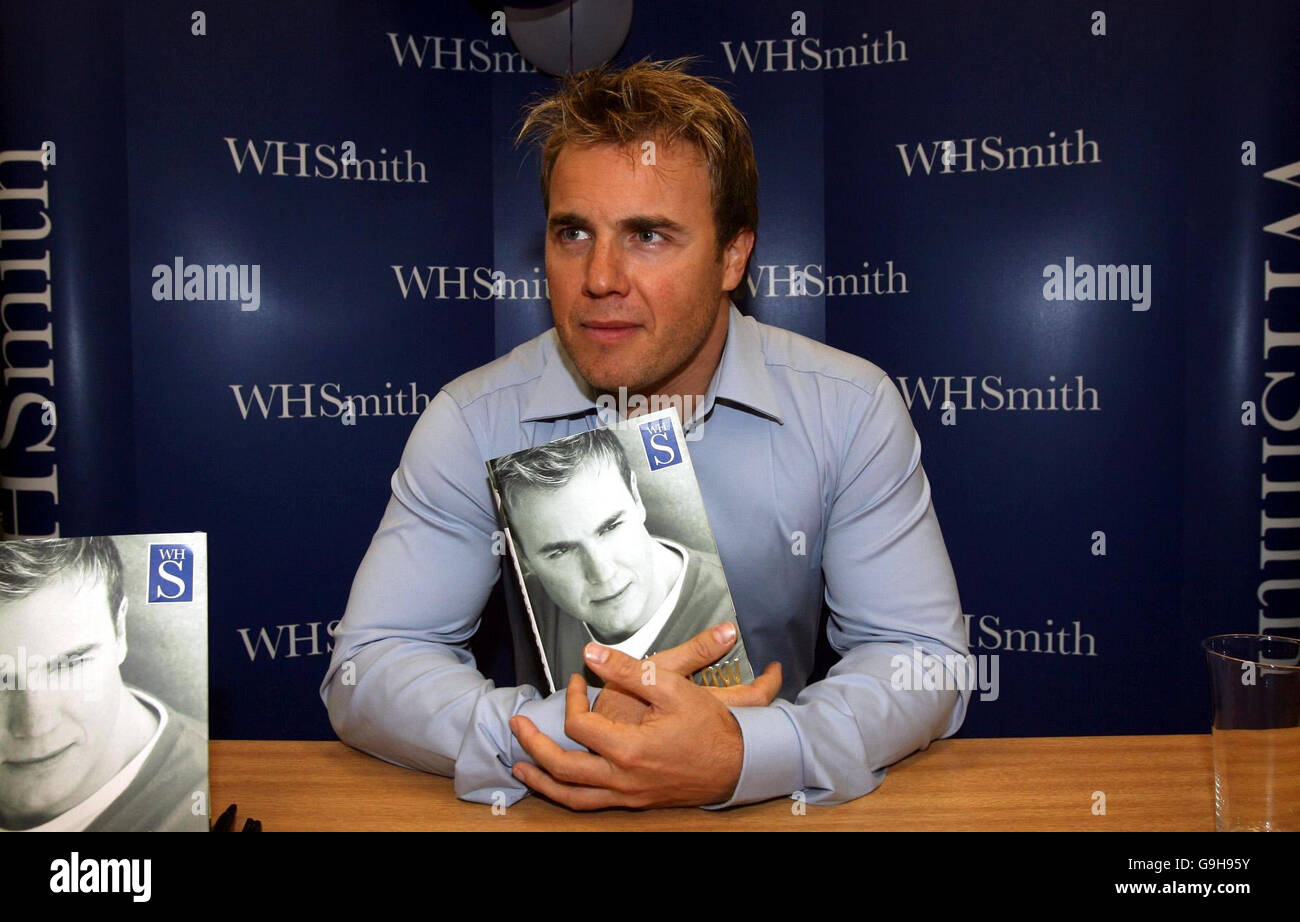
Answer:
[210,734,1216,831]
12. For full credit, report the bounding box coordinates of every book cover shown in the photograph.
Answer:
[0,533,209,831]
[487,409,753,694]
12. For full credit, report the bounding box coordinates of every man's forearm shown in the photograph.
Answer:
[715,642,967,808]
[321,638,597,805]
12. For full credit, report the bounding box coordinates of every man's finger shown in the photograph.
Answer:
[707,661,783,707]
[559,670,643,763]
[579,643,691,717]
[592,683,651,724]
[510,711,617,788]
[511,762,626,811]
[644,622,739,677]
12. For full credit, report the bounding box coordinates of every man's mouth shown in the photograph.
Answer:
[590,583,631,605]
[4,741,74,768]
[581,321,640,344]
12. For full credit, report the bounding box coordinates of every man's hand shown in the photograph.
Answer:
[593,622,781,724]
[509,640,783,810]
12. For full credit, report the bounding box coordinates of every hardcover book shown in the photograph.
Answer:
[487,409,753,693]
[0,533,209,831]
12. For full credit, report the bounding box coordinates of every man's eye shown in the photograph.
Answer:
[557,227,589,242]
[546,547,568,559]
[635,230,665,244]
[48,655,89,671]
[599,518,623,535]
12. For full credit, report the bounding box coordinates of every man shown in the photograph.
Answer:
[0,537,207,831]
[322,58,968,810]
[490,426,749,689]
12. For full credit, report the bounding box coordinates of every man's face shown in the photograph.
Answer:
[511,459,660,641]
[0,575,127,827]
[545,139,753,395]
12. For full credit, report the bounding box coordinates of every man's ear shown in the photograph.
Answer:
[114,596,129,666]
[721,228,756,292]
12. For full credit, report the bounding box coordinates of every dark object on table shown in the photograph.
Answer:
[210,803,262,832]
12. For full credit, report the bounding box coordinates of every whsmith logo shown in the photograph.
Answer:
[0,147,60,540]
[1256,156,1300,635]
[238,620,339,660]
[148,544,194,603]
[393,265,548,301]
[152,257,260,311]
[964,613,1098,656]
[897,130,1100,176]
[387,32,539,72]
[721,31,906,72]
[230,382,432,419]
[896,375,1100,412]
[744,261,907,298]
[639,417,682,471]
[224,138,428,183]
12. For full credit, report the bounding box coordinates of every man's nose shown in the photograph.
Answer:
[3,690,60,739]
[583,236,628,297]
[579,544,618,586]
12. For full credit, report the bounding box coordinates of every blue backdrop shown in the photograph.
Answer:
[2,0,1297,740]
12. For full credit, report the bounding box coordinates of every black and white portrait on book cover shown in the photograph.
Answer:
[488,409,753,692]
[0,533,208,831]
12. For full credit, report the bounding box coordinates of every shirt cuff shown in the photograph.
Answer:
[702,704,803,809]
[455,685,600,806]
[508,684,601,765]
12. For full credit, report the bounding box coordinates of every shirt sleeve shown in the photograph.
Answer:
[318,389,597,806]
[712,373,970,808]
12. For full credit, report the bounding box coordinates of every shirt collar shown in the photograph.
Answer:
[708,303,784,425]
[521,303,784,426]
[521,329,599,422]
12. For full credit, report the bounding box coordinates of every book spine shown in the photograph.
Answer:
[486,467,557,695]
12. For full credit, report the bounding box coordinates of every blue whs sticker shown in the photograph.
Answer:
[639,418,682,470]
[148,544,194,602]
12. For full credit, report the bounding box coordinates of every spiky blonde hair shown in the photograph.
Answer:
[515,57,759,256]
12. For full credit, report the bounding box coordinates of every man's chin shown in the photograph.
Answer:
[588,630,635,645]
[558,337,647,393]
[571,361,646,397]
[585,612,654,645]
[0,788,73,828]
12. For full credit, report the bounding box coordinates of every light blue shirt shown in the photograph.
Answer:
[321,304,969,808]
